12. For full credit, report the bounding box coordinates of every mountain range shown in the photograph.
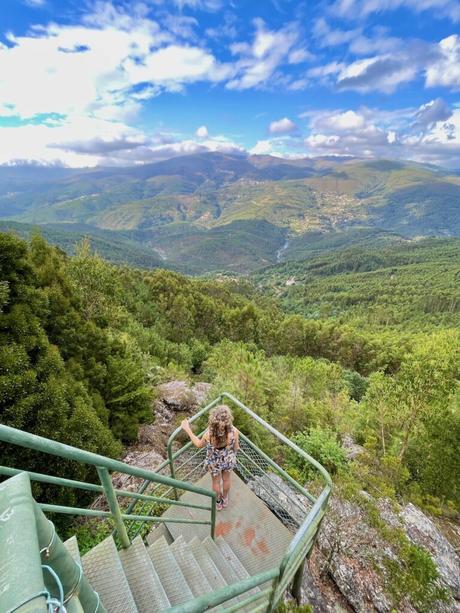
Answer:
[1,152,459,273]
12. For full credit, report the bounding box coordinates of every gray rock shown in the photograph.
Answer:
[316,496,395,613]
[247,473,311,529]
[341,435,364,461]
[157,380,211,411]
[309,493,460,612]
[400,503,460,601]
[150,380,212,454]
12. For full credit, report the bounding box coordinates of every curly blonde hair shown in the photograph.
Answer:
[208,404,233,448]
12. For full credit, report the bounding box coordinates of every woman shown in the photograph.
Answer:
[181,404,239,510]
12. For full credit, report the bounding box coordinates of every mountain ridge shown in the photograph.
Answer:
[1,152,459,273]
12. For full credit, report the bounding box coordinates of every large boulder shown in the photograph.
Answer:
[151,380,212,455]
[156,380,211,412]
[341,434,364,461]
[301,493,460,612]
[377,500,460,602]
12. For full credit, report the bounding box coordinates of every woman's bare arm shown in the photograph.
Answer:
[181,419,207,448]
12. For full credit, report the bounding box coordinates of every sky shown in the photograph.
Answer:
[1,0,460,168]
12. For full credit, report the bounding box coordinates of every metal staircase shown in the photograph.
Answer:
[0,393,332,612]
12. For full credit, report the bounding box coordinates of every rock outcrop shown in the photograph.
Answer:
[247,473,312,529]
[302,494,460,612]
[96,380,211,502]
[246,471,460,612]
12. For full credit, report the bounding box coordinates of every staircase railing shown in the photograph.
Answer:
[128,392,332,611]
[0,391,332,613]
[0,423,217,551]
[0,471,105,613]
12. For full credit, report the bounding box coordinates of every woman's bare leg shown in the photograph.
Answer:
[222,470,231,501]
[211,473,222,500]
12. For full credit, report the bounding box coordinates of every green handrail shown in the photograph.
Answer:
[163,392,332,610]
[0,465,212,511]
[0,423,217,547]
[0,390,331,613]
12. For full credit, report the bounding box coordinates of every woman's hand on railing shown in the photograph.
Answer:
[181,419,192,434]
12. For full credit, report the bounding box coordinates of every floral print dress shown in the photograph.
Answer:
[204,427,237,476]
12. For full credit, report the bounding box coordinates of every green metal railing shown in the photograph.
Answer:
[0,471,105,613]
[128,392,332,612]
[0,392,331,613]
[0,423,217,550]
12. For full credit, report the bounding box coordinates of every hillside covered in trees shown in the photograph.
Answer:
[253,238,460,331]
[1,231,458,505]
[1,154,460,273]
[0,230,459,610]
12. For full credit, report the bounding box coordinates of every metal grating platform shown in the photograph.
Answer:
[162,472,292,576]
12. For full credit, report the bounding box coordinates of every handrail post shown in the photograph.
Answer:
[97,467,131,549]
[210,492,216,539]
[292,557,305,604]
[167,446,178,501]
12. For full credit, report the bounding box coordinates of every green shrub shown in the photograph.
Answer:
[288,427,348,481]
[384,542,448,612]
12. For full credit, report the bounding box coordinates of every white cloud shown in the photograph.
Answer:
[303,100,460,167]
[0,116,144,167]
[249,135,307,158]
[196,125,209,138]
[317,110,366,131]
[331,0,460,23]
[227,19,309,90]
[250,140,274,155]
[269,117,298,134]
[0,4,230,122]
[172,0,223,10]
[312,18,361,48]
[413,98,453,129]
[125,45,226,87]
[336,56,417,93]
[307,36,441,94]
[425,35,460,90]
[0,114,244,167]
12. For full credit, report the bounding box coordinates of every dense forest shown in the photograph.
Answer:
[253,238,460,331]
[1,231,458,514]
[1,230,459,610]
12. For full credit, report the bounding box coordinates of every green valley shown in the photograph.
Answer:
[1,153,459,273]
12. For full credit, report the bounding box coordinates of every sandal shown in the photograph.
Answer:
[217,498,224,511]
[222,495,229,508]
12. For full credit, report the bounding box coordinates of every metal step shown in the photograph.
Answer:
[119,536,170,612]
[188,537,227,591]
[63,535,81,566]
[146,523,173,547]
[216,537,254,583]
[216,535,265,600]
[81,536,137,613]
[147,535,194,606]
[203,536,254,610]
[202,536,240,586]
[170,535,213,597]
